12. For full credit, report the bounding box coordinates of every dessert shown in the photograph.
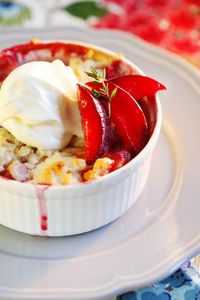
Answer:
[0,40,165,186]
[0,40,164,236]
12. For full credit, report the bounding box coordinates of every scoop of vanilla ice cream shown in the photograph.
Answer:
[0,60,83,150]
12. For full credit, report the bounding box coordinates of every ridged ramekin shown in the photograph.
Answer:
[0,41,162,236]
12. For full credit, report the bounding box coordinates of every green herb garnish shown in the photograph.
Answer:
[85,66,118,117]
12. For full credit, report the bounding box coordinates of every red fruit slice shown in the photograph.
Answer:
[77,84,109,164]
[105,60,137,80]
[112,75,166,100]
[87,81,148,154]
[109,121,123,149]
[86,81,104,91]
[109,82,148,154]
[107,150,131,172]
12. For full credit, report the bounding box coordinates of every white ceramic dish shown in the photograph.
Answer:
[0,26,199,300]
[0,40,161,237]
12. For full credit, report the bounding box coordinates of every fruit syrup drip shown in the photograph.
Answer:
[35,185,49,235]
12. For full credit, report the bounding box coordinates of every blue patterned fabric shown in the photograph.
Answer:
[117,262,200,299]
[0,0,30,25]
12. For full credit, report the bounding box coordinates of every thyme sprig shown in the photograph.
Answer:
[85,66,118,117]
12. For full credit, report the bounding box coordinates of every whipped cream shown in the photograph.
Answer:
[0,60,83,150]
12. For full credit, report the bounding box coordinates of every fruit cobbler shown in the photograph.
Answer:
[0,40,165,185]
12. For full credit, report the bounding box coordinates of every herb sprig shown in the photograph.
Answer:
[85,66,117,117]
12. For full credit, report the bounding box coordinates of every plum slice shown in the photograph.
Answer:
[109,82,148,154]
[86,81,148,154]
[105,60,136,80]
[77,84,109,164]
[107,149,131,172]
[112,75,166,100]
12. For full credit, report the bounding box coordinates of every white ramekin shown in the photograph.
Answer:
[0,41,162,236]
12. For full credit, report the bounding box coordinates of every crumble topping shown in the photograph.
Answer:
[0,127,115,184]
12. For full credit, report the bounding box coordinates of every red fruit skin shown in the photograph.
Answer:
[109,121,123,149]
[105,60,138,79]
[77,84,110,164]
[106,150,132,172]
[112,75,166,100]
[85,81,104,91]
[138,95,158,138]
[86,81,148,154]
[109,82,148,154]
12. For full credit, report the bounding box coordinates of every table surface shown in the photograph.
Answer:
[0,0,199,299]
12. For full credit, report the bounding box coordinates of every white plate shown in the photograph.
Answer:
[0,26,200,300]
